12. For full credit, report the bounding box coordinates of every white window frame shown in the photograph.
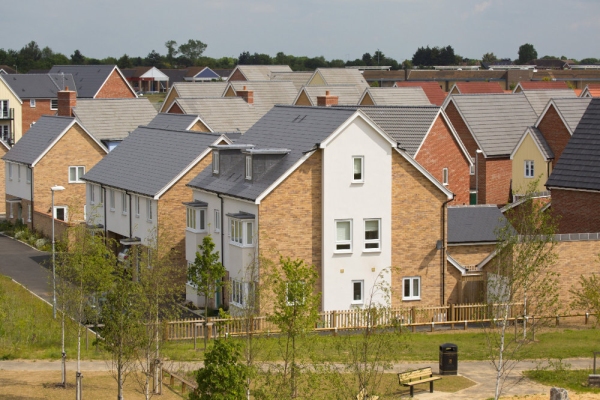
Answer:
[212,150,219,174]
[109,189,115,212]
[230,278,250,307]
[186,207,206,233]
[286,281,306,306]
[352,156,364,183]
[402,276,421,301]
[0,100,8,118]
[524,160,534,178]
[229,218,254,247]
[89,184,95,204]
[26,167,31,184]
[0,125,9,143]
[364,219,381,252]
[53,206,68,222]
[30,99,36,108]
[146,199,153,222]
[50,99,58,110]
[8,162,12,180]
[121,192,128,215]
[335,219,352,253]
[214,209,221,233]
[442,168,449,186]
[245,155,252,180]
[135,196,140,218]
[352,280,364,305]
[69,166,85,183]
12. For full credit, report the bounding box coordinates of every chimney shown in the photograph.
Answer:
[236,85,254,104]
[57,86,76,117]
[316,90,339,107]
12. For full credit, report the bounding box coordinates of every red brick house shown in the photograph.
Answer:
[49,65,136,99]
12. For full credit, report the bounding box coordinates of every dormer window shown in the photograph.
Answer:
[212,150,219,174]
[184,200,208,233]
[245,155,252,180]
[227,212,255,247]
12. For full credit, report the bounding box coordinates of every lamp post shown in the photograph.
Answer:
[51,185,65,319]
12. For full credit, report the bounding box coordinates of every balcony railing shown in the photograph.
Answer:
[0,108,14,120]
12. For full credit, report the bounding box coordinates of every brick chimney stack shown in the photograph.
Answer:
[316,90,339,107]
[57,86,76,117]
[236,85,254,104]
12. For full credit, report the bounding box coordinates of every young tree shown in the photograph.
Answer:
[188,235,226,351]
[518,43,538,64]
[569,257,600,326]
[482,52,498,63]
[178,39,207,65]
[486,183,560,400]
[190,338,249,400]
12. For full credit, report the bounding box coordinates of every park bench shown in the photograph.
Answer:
[397,367,441,397]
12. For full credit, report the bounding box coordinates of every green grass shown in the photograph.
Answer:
[525,369,600,394]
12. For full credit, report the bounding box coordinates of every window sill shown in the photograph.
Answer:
[230,302,244,308]
[351,180,364,185]
[110,208,115,212]
[402,297,421,302]
[334,249,352,254]
[363,248,381,253]
[147,219,153,223]
[229,242,254,248]
[186,228,207,234]
[122,212,128,216]
[135,214,140,218]
[351,301,364,305]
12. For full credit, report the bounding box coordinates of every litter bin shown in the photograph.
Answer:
[439,343,458,375]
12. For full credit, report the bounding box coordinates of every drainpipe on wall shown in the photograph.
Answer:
[217,193,225,307]
[30,166,34,230]
[441,195,454,306]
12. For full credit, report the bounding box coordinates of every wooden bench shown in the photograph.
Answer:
[397,367,441,397]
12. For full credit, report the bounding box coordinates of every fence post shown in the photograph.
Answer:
[555,315,560,327]
[431,321,434,333]
[464,320,467,330]
[332,310,337,332]
[531,316,535,342]
[207,322,214,341]
[586,312,589,325]
[86,327,88,351]
[193,323,197,351]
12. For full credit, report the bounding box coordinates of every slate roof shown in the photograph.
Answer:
[446,93,538,156]
[447,205,510,244]
[361,87,432,106]
[161,69,189,84]
[451,82,504,94]
[395,81,447,106]
[173,97,261,133]
[187,106,358,201]
[82,126,223,197]
[522,89,576,115]
[172,82,227,98]
[146,113,200,131]
[1,74,77,99]
[311,68,370,89]
[229,65,292,81]
[49,65,129,98]
[546,98,600,191]
[270,71,313,90]
[2,116,76,165]
[543,97,592,133]
[72,98,157,141]
[297,85,363,106]
[227,81,298,110]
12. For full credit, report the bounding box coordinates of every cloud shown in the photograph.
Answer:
[474,0,492,14]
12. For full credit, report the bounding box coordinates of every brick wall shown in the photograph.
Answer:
[21,99,55,136]
[168,103,184,114]
[552,189,600,234]
[32,210,70,241]
[444,102,479,157]
[415,115,471,204]
[258,150,322,312]
[536,105,571,167]
[480,157,512,205]
[391,151,448,307]
[33,124,106,230]
[228,69,247,81]
[448,244,496,267]
[95,70,136,98]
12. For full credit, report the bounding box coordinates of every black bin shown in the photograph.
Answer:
[439,343,458,375]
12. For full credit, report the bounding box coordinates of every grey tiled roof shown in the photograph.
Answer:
[362,87,432,106]
[448,205,510,244]
[73,98,157,141]
[187,106,358,201]
[546,98,600,191]
[1,74,77,99]
[527,127,554,160]
[522,89,576,115]
[311,68,369,89]
[147,113,200,131]
[446,93,538,156]
[545,97,592,133]
[49,65,126,98]
[174,97,262,133]
[230,65,293,81]
[298,85,363,106]
[173,82,227,98]
[82,126,223,197]
[228,81,298,111]
[2,116,76,165]
[270,71,313,90]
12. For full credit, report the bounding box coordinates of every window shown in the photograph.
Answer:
[0,125,9,142]
[403,277,421,301]
[69,166,85,183]
[214,209,221,232]
[335,220,352,252]
[364,219,381,251]
[442,168,449,186]
[352,156,364,183]
[146,199,153,221]
[212,150,219,174]
[30,99,36,108]
[121,192,128,215]
[230,279,253,307]
[524,160,534,178]
[89,184,95,204]
[187,207,206,232]
[352,280,364,304]
[51,99,58,110]
[7,163,12,180]
[286,281,306,306]
[229,219,254,247]
[17,165,20,182]
[53,206,68,222]
[26,168,31,184]
[0,100,8,118]
[245,155,252,180]
[109,189,115,211]
[135,196,140,217]
[187,208,197,230]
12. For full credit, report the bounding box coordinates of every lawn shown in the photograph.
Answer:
[525,368,600,394]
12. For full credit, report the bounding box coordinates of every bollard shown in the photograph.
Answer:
[464,320,467,330]
[586,312,590,325]
[431,322,434,332]
[86,328,88,351]
[334,327,338,337]
[556,315,560,327]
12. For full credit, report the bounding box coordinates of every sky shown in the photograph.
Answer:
[2,0,600,62]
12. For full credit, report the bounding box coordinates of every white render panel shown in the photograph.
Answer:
[5,162,31,200]
[86,184,105,226]
[322,118,392,311]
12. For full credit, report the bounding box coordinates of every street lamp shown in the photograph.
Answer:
[51,185,65,319]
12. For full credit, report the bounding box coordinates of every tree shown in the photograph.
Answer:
[485,181,560,400]
[188,235,226,351]
[144,50,163,68]
[191,339,249,400]
[117,54,133,69]
[569,258,600,326]
[482,52,498,63]
[178,39,207,65]
[164,40,178,65]
[362,52,373,66]
[518,43,537,64]
[71,50,85,65]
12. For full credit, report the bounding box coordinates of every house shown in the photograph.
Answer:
[443,93,538,205]
[223,81,298,111]
[448,82,504,95]
[146,113,209,132]
[394,82,447,106]
[528,59,572,70]
[0,73,77,143]
[269,71,313,90]
[405,70,507,91]
[160,82,227,113]
[227,65,293,81]
[2,114,108,237]
[358,87,432,106]
[522,89,577,116]
[121,66,169,93]
[0,139,8,214]
[546,98,600,234]
[306,68,370,90]
[49,65,137,99]
[0,65,16,75]
[361,70,407,87]
[184,105,454,313]
[182,67,222,82]
[580,84,600,98]
[81,125,232,266]
[513,81,569,92]
[294,86,363,106]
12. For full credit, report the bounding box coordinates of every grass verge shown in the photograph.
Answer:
[525,369,600,394]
